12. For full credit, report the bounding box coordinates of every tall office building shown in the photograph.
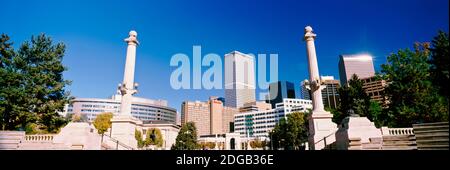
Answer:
[181,101,210,136]
[320,76,340,109]
[224,51,256,108]
[361,76,388,106]
[300,79,311,100]
[267,81,296,108]
[338,54,375,86]
[181,97,238,137]
[300,76,340,109]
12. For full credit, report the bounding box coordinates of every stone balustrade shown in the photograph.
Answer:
[381,127,414,136]
[25,135,55,141]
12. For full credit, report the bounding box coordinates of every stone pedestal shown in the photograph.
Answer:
[53,122,101,150]
[335,116,382,150]
[308,111,337,150]
[111,115,143,149]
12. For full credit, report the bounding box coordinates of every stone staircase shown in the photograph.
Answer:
[101,134,135,150]
[0,131,25,150]
[413,122,449,150]
[345,137,383,150]
[348,138,362,150]
[362,137,382,150]
[382,135,417,150]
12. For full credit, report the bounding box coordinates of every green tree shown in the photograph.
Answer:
[207,142,216,150]
[68,113,88,123]
[0,34,71,133]
[368,100,383,127]
[93,112,113,141]
[135,129,145,149]
[429,31,449,99]
[145,128,164,148]
[171,122,199,150]
[250,138,265,149]
[380,42,448,127]
[270,112,309,150]
[333,74,379,124]
[0,34,29,130]
[199,142,216,150]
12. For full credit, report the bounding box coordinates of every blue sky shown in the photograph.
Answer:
[1,0,448,112]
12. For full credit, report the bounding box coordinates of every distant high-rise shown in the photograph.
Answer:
[268,81,296,108]
[361,76,388,106]
[181,97,238,137]
[301,76,340,109]
[338,54,375,86]
[320,76,340,109]
[300,80,311,100]
[224,51,256,108]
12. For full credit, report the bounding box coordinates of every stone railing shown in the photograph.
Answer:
[314,130,337,150]
[102,134,134,150]
[381,127,414,136]
[25,135,55,142]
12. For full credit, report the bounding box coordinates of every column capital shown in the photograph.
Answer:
[304,26,317,41]
[125,30,140,45]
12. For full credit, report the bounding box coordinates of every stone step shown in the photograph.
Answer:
[415,133,449,138]
[417,145,449,150]
[416,138,449,142]
[0,131,26,134]
[0,143,20,149]
[413,125,449,131]
[0,139,22,144]
[383,143,416,146]
[383,140,416,144]
[0,133,25,137]
[0,137,23,140]
[414,129,448,134]
[362,144,382,149]
[349,142,361,146]
[417,144,449,148]
[348,146,362,150]
[416,140,449,147]
[413,122,449,127]
[369,138,383,143]
[382,146,417,150]
[383,136,416,141]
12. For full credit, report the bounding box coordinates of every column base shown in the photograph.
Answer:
[308,110,337,150]
[110,115,143,149]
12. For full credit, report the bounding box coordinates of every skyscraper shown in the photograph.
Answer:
[338,54,376,86]
[268,81,296,108]
[224,51,256,108]
[320,76,340,110]
[300,79,311,100]
[301,76,340,109]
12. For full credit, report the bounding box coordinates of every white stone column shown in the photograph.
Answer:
[110,31,143,149]
[304,26,325,112]
[119,31,139,117]
[303,26,337,150]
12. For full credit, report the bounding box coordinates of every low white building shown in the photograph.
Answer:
[234,99,312,139]
[64,92,177,124]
